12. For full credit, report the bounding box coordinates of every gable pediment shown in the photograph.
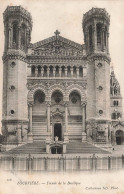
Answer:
[30,33,85,57]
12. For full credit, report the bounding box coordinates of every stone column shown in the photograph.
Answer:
[18,25,21,49]
[83,67,87,77]
[65,67,68,77]
[107,32,109,54]
[41,67,44,77]
[28,103,33,143]
[93,21,97,52]
[87,30,89,53]
[76,67,79,77]
[29,103,33,133]
[53,67,56,77]
[70,67,73,77]
[85,30,88,52]
[102,26,105,51]
[8,25,11,48]
[46,102,51,132]
[59,66,62,77]
[35,67,38,77]
[47,67,50,77]
[64,102,69,142]
[81,102,86,142]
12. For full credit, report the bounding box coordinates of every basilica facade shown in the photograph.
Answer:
[1,6,124,154]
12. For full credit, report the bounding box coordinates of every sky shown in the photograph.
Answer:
[0,0,124,132]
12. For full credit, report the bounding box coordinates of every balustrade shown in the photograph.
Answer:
[30,65,86,78]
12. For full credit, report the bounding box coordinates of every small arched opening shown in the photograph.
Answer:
[21,24,27,47]
[96,23,102,50]
[115,130,123,145]
[31,66,35,77]
[34,90,45,104]
[12,22,18,45]
[51,90,63,105]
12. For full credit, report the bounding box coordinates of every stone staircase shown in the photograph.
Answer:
[32,116,47,140]
[2,141,46,155]
[1,141,110,155]
[66,141,110,154]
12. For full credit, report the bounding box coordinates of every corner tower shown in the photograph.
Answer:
[2,6,32,147]
[83,8,111,144]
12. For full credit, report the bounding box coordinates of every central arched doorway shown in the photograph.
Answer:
[54,123,62,141]
[115,130,123,145]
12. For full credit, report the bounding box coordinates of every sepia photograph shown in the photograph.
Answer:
[0,0,124,193]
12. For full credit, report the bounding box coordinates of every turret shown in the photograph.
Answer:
[83,8,110,56]
[83,8,111,144]
[3,6,32,53]
[2,6,32,147]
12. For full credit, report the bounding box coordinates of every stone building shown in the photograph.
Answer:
[1,6,124,154]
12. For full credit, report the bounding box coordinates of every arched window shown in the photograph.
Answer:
[13,23,18,44]
[38,66,41,76]
[69,91,81,105]
[96,23,102,49]
[31,66,35,76]
[112,113,116,120]
[115,130,123,145]
[34,90,45,104]
[113,100,119,106]
[89,25,93,50]
[51,90,63,104]
[117,113,121,119]
[79,66,83,77]
[21,24,26,46]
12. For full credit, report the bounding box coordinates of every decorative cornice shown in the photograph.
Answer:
[2,53,26,63]
[87,53,111,64]
[2,119,29,124]
[26,55,87,63]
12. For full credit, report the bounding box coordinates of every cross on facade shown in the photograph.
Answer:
[54,30,60,39]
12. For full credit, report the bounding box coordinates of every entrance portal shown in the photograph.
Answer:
[54,123,62,141]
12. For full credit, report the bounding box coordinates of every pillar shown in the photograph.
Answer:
[59,66,62,77]
[29,103,32,133]
[82,102,86,142]
[65,102,68,132]
[28,103,33,143]
[35,67,38,77]
[53,67,56,77]
[76,67,79,77]
[64,102,69,142]
[4,28,7,51]
[8,25,11,48]
[47,67,50,77]
[46,102,51,132]
[102,26,105,51]
[65,67,68,77]
[107,32,109,54]
[41,67,44,77]
[93,21,97,52]
[18,25,21,49]
[70,67,73,77]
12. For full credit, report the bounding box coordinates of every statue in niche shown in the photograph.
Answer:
[55,136,59,143]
